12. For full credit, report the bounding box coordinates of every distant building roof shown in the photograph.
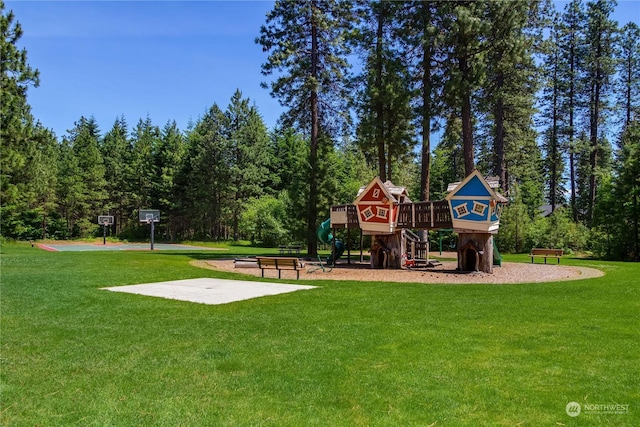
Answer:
[539,205,553,217]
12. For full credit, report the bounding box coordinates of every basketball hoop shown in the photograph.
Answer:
[97,215,114,245]
[138,209,160,250]
[139,209,160,223]
[98,215,114,226]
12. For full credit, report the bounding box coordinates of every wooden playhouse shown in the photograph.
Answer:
[445,169,508,273]
[352,177,411,268]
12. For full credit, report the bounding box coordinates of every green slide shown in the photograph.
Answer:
[493,244,503,266]
[317,218,346,264]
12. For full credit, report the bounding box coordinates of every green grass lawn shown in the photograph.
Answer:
[1,242,638,426]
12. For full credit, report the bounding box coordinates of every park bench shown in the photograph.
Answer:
[256,256,305,280]
[278,245,302,255]
[530,248,563,264]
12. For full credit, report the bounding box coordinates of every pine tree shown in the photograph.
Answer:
[616,22,640,131]
[583,0,617,224]
[483,0,540,195]
[574,131,591,221]
[257,0,358,255]
[25,123,58,239]
[430,112,465,200]
[101,116,131,234]
[540,12,567,211]
[559,0,586,221]
[56,136,82,237]
[441,1,488,175]
[612,120,640,260]
[130,116,160,212]
[495,182,534,253]
[0,1,43,238]
[155,120,186,240]
[399,1,444,201]
[224,90,275,240]
[64,116,107,236]
[180,105,227,239]
[355,1,415,183]
[270,126,309,243]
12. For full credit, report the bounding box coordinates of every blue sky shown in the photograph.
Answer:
[6,0,640,139]
[7,0,282,138]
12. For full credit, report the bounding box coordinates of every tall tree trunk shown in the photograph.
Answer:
[634,191,639,261]
[459,52,474,176]
[387,139,393,183]
[569,32,577,221]
[375,5,386,182]
[420,31,432,201]
[308,0,319,256]
[461,92,474,175]
[588,81,599,224]
[625,57,632,128]
[551,64,559,212]
[551,111,558,213]
[494,89,506,192]
[42,212,47,240]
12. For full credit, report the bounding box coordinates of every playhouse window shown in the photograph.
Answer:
[377,207,389,219]
[362,207,374,220]
[472,201,487,215]
[455,204,470,218]
[373,189,380,199]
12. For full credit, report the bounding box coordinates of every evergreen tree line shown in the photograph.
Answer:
[2,1,639,259]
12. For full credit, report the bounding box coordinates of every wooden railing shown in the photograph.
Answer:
[330,204,360,228]
[397,200,452,229]
[330,201,452,230]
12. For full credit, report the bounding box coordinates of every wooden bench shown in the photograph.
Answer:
[530,248,563,264]
[278,245,302,255]
[256,256,305,280]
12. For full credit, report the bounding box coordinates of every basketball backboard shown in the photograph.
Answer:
[98,215,114,225]
[139,209,160,223]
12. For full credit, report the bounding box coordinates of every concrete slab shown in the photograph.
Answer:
[102,278,317,305]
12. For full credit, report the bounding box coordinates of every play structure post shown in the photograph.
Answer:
[347,228,351,265]
[331,227,336,266]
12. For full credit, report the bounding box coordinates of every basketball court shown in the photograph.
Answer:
[39,209,228,252]
[37,242,225,252]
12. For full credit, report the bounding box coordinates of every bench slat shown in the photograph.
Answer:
[530,248,563,264]
[256,256,303,279]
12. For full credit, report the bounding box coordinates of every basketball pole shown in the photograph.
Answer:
[150,219,155,250]
[103,223,107,245]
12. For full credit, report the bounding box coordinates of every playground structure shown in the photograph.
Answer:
[323,169,508,273]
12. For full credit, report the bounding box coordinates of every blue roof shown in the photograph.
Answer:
[451,175,491,197]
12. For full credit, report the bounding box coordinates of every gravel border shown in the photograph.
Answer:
[192,259,603,285]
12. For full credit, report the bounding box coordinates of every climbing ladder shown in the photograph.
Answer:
[404,229,442,268]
